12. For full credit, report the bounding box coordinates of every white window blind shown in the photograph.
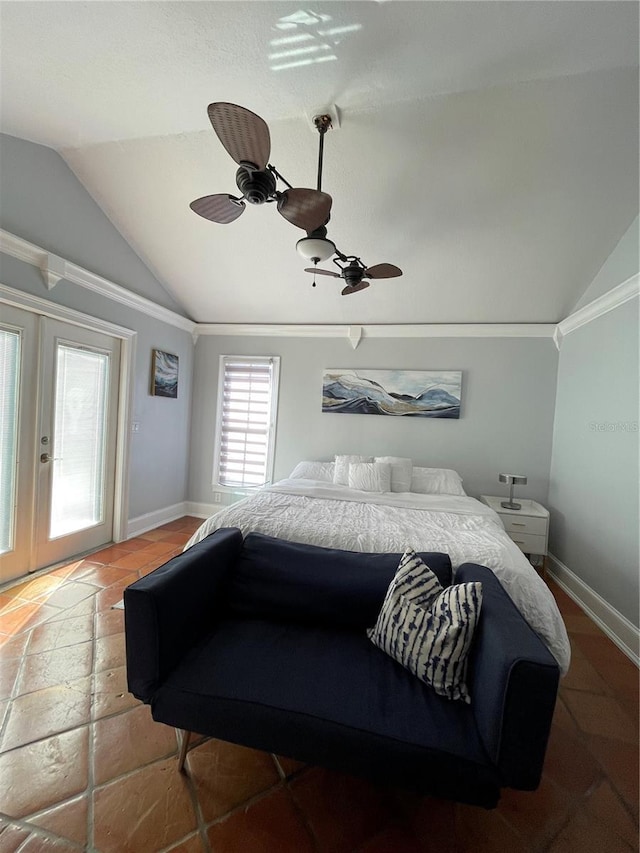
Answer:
[213,356,280,489]
[49,344,110,538]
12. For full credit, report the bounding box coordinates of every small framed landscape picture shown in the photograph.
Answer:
[151,349,179,398]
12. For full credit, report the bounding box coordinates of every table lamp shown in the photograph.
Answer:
[499,473,527,510]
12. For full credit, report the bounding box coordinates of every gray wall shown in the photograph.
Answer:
[549,207,639,627]
[0,133,185,314]
[189,334,559,507]
[548,298,639,626]
[0,135,194,522]
[572,215,639,313]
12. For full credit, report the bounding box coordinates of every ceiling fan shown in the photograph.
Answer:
[305,255,403,296]
[298,112,403,296]
[190,102,332,233]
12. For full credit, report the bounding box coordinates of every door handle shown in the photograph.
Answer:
[40,453,61,463]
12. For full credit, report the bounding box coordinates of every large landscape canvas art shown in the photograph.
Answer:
[322,369,462,418]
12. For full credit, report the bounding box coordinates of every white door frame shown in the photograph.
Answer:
[0,283,135,545]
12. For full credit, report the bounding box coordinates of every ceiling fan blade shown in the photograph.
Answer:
[363,263,403,279]
[304,267,340,278]
[277,189,332,231]
[190,194,246,224]
[342,280,371,296]
[207,103,271,169]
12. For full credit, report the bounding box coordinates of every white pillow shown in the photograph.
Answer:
[348,462,392,493]
[411,467,466,496]
[374,456,413,492]
[289,461,335,482]
[333,454,373,486]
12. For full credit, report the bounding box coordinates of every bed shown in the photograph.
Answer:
[185,459,570,673]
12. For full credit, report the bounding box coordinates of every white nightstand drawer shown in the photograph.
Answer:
[508,531,546,555]
[502,515,547,537]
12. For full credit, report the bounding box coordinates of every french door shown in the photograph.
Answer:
[0,306,120,582]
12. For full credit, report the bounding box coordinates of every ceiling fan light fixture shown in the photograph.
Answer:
[296,234,336,263]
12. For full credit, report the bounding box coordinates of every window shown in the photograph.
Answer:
[0,327,21,554]
[213,355,280,489]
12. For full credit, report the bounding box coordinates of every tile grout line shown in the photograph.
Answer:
[0,810,85,851]
[0,628,33,748]
[284,771,323,853]
[203,777,289,831]
[270,754,321,852]
[556,687,639,819]
[179,741,214,853]
[91,740,184,792]
[271,754,286,781]
[87,585,99,853]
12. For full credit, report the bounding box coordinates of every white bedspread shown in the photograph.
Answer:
[186,479,570,673]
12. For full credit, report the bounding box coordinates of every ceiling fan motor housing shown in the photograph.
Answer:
[343,261,365,284]
[235,164,276,205]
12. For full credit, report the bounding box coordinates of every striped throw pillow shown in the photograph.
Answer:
[368,549,482,703]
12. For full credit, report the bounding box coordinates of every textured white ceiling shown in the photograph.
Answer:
[1,1,638,324]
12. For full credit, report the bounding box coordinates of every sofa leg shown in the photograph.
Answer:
[177,729,192,772]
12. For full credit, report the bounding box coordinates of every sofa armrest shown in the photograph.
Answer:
[456,563,560,790]
[124,527,243,703]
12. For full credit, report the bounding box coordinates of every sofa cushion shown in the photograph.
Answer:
[152,617,500,806]
[368,550,483,703]
[226,533,452,628]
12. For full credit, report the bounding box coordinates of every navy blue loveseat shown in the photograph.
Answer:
[124,528,559,808]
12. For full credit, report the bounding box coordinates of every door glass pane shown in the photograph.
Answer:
[50,344,110,539]
[0,328,21,554]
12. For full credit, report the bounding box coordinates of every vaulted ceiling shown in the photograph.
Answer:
[1,1,637,324]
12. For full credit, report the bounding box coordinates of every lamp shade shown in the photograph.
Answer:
[498,474,528,486]
[296,235,336,263]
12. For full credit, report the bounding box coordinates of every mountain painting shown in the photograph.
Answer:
[322,369,462,418]
[151,349,179,398]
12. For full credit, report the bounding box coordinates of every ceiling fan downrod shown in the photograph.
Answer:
[314,113,332,193]
[295,113,337,271]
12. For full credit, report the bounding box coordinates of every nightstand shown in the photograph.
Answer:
[480,495,549,575]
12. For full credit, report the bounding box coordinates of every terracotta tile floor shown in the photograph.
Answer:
[1,518,638,852]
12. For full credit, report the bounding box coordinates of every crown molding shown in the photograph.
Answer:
[41,253,67,290]
[194,322,557,340]
[10,226,632,347]
[555,273,639,349]
[0,229,196,334]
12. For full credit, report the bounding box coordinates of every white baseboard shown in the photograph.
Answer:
[548,552,639,666]
[125,500,217,540]
[125,502,189,538]
[186,501,216,518]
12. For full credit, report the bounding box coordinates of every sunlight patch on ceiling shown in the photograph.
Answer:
[274,10,332,30]
[269,10,362,73]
